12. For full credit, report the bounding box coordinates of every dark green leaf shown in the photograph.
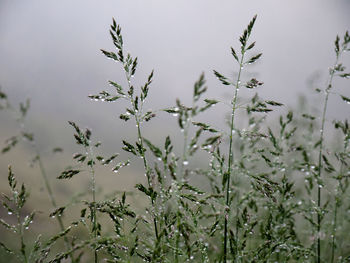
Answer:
[122,140,137,155]
[339,73,350,78]
[58,169,80,179]
[340,95,350,104]
[143,138,162,158]
[101,49,119,61]
[265,100,283,106]
[213,70,230,85]
[230,47,239,62]
[49,207,65,218]
[112,160,130,173]
[247,53,262,64]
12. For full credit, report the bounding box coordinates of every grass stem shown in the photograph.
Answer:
[316,51,340,263]
[224,51,245,263]
[125,70,159,240]
[87,145,98,263]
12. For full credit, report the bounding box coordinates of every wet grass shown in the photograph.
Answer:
[0,15,350,262]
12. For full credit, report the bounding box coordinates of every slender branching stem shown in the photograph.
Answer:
[179,98,194,177]
[136,121,159,239]
[7,103,75,262]
[331,137,348,263]
[175,99,194,263]
[179,120,190,177]
[223,52,245,262]
[330,199,338,263]
[36,153,75,262]
[174,210,181,263]
[316,52,340,263]
[37,154,68,234]
[126,72,159,240]
[175,125,189,263]
[87,145,98,263]
[36,155,57,207]
[16,207,27,263]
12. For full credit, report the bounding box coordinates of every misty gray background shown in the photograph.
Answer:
[0,1,349,193]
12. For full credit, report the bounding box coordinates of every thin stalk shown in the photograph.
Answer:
[179,120,190,177]
[36,154,71,242]
[8,104,75,262]
[124,70,159,240]
[8,108,62,212]
[36,155,57,209]
[174,210,181,263]
[87,145,98,263]
[16,207,28,263]
[330,201,338,263]
[235,190,240,243]
[179,99,194,177]
[331,138,348,263]
[316,53,340,263]
[175,100,194,263]
[175,131,189,263]
[136,121,159,239]
[36,149,77,263]
[223,52,245,262]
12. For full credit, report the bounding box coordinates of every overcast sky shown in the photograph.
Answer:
[0,0,349,147]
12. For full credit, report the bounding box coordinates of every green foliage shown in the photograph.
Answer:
[0,16,349,263]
